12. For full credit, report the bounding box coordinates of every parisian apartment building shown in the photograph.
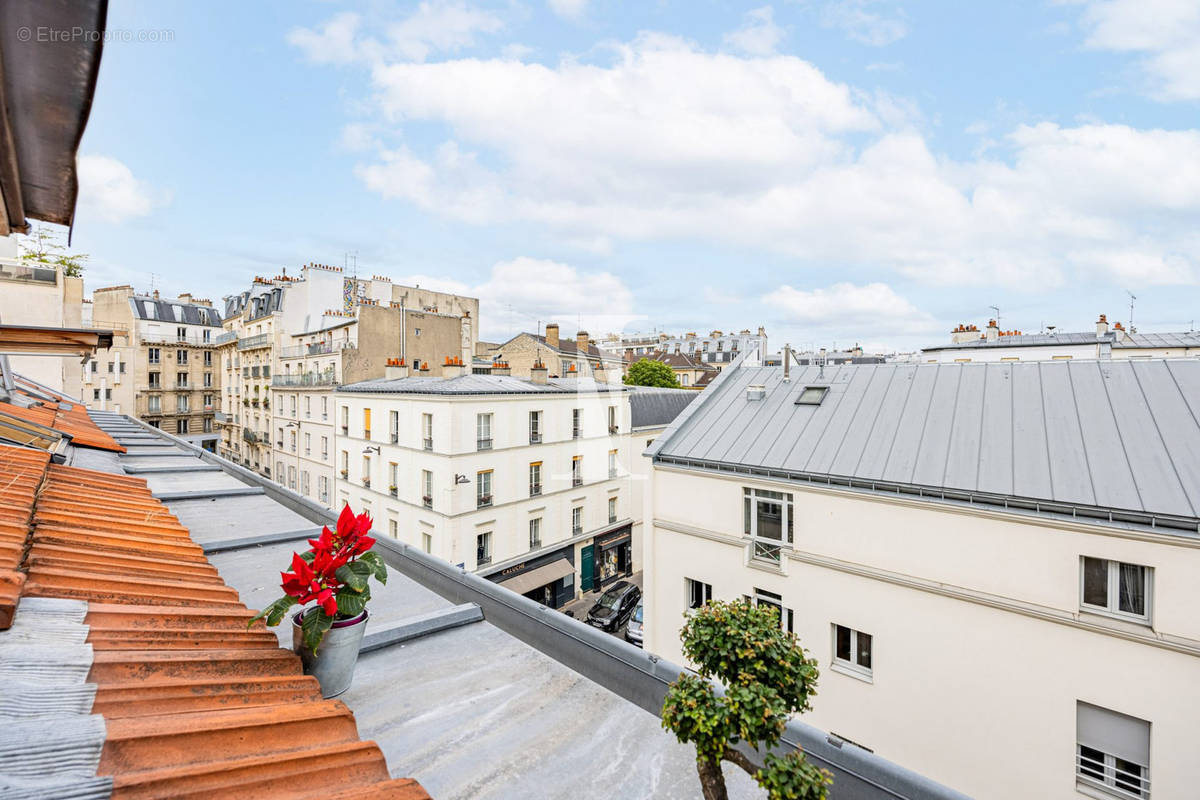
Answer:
[327,362,693,607]
[82,285,222,450]
[489,324,627,382]
[599,327,769,369]
[214,263,479,488]
[643,356,1200,799]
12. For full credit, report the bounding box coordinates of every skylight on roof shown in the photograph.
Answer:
[795,385,828,405]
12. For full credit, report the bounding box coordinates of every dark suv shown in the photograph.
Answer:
[586,580,641,632]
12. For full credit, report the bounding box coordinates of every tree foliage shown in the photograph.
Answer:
[19,224,88,277]
[661,600,831,800]
[623,357,680,388]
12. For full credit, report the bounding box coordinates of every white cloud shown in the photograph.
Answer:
[821,1,909,47]
[548,0,590,21]
[723,6,785,57]
[288,2,503,65]
[77,155,158,224]
[764,282,936,333]
[291,20,1200,291]
[1068,0,1200,101]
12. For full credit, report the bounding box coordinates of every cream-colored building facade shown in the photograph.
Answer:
[923,316,1200,363]
[0,240,85,394]
[333,370,637,606]
[644,359,1200,800]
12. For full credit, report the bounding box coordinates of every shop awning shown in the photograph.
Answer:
[497,559,574,597]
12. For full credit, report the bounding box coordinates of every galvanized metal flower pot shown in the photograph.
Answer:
[292,608,368,698]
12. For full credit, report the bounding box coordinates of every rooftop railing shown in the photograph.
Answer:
[214,330,239,345]
[140,333,217,346]
[0,260,57,285]
[272,369,338,387]
[279,340,357,359]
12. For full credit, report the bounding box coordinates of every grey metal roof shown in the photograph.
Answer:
[338,374,629,396]
[922,332,1109,351]
[129,296,222,327]
[652,360,1200,529]
[628,387,700,429]
[1116,331,1200,349]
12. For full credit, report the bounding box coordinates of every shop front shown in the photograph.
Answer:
[488,545,576,609]
[593,524,633,588]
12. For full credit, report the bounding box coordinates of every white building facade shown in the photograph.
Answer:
[644,359,1200,800]
[333,371,639,607]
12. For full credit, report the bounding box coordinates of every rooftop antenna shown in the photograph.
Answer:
[989,305,1000,328]
[1126,290,1136,332]
[148,272,159,295]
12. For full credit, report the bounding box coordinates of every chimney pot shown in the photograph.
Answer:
[545,323,560,349]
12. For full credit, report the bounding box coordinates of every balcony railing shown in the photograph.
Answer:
[140,333,217,346]
[572,476,582,487]
[272,369,337,387]
[752,540,783,563]
[237,333,271,350]
[477,553,492,567]
[529,432,542,444]
[609,468,618,479]
[389,486,398,497]
[477,438,492,451]
[242,429,260,444]
[363,478,371,488]
[214,330,239,346]
[0,260,57,285]
[423,438,433,451]
[279,340,357,359]
[477,494,493,508]
[529,483,542,497]
[390,432,399,444]
[422,495,433,509]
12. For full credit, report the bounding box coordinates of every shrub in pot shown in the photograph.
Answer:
[250,504,387,697]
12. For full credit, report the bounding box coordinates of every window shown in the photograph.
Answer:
[177,395,189,413]
[289,430,297,452]
[301,470,310,496]
[477,413,493,450]
[476,532,492,567]
[93,388,100,400]
[148,371,161,388]
[388,519,398,539]
[203,329,211,343]
[572,408,583,438]
[529,462,542,496]
[832,624,872,679]
[363,408,371,439]
[290,395,297,416]
[340,450,349,478]
[1076,702,1150,799]
[340,405,349,434]
[389,410,398,443]
[529,517,542,549]
[321,396,328,420]
[477,470,493,508]
[318,475,329,504]
[1082,557,1151,623]
[177,349,188,364]
[743,487,794,563]
[148,347,160,364]
[608,496,617,524]
[572,506,582,535]
[608,405,617,433]
[751,587,793,632]
[422,413,433,450]
[686,578,712,610]
[176,326,187,341]
[572,456,582,487]
[321,436,329,460]
[529,410,542,443]
[304,433,311,456]
[287,465,296,490]
[608,449,618,479]
[795,386,829,405]
[422,532,432,553]
[305,396,312,418]
[388,462,398,496]
[362,456,371,487]
[147,395,161,413]
[178,419,189,434]
[422,470,433,508]
[176,372,188,388]
[203,351,212,367]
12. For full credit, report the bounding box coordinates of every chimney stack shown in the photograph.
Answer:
[530,360,548,385]
[178,292,192,304]
[985,319,999,343]
[1096,314,1109,338]
[491,360,511,377]
[441,355,467,379]
[385,357,409,379]
[576,331,589,359]
[545,323,560,349]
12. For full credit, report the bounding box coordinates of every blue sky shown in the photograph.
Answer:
[66,0,1200,351]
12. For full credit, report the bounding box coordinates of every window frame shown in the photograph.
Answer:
[743,487,795,563]
[1080,556,1152,625]
[685,578,712,611]
[831,623,873,681]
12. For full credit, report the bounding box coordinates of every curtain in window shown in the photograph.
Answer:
[1118,564,1145,616]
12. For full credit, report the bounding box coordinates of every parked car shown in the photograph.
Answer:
[586,580,641,632]
[625,600,643,647]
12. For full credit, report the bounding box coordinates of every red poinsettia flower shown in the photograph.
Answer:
[316,587,338,616]
[280,552,316,599]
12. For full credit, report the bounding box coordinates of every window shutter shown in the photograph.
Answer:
[1077,701,1150,766]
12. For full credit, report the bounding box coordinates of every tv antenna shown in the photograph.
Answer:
[1126,290,1136,332]
[989,305,1000,328]
[148,272,160,295]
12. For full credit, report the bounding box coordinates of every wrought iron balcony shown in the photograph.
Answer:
[237,333,271,350]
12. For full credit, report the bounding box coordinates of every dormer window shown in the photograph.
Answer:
[795,386,829,405]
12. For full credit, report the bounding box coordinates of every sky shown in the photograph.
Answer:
[58,0,1200,352]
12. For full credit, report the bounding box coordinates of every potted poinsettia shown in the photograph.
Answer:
[249,504,387,697]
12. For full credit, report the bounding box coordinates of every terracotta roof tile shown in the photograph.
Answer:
[0,438,430,799]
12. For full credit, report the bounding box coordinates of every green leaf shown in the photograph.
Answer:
[336,588,368,618]
[301,607,334,653]
[358,551,388,584]
[335,563,369,591]
[248,596,296,629]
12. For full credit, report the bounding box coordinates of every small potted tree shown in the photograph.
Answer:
[249,504,387,697]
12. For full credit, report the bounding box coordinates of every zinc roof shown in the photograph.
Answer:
[628,386,700,429]
[652,360,1200,530]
